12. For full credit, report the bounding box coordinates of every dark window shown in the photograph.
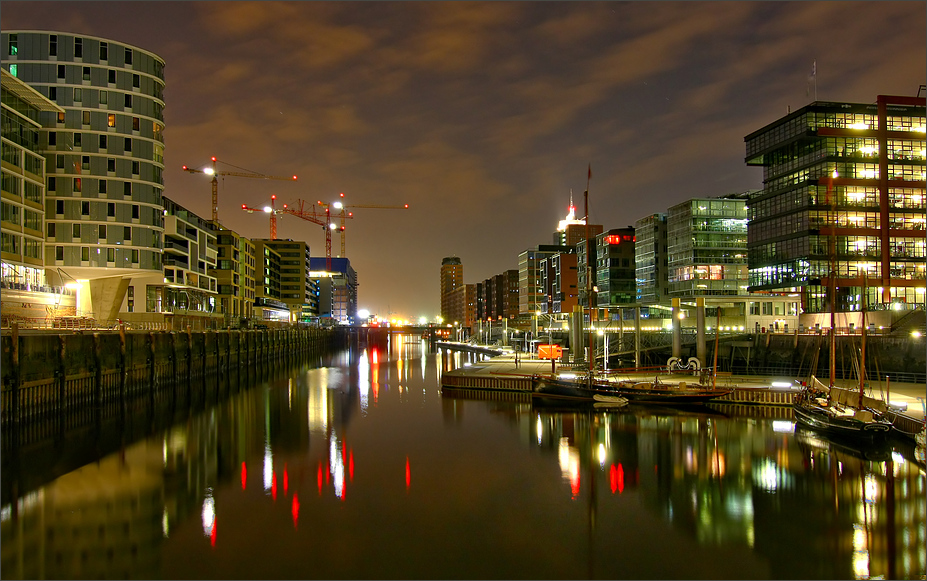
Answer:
[99,224,106,239]
[100,134,107,149]
[82,66,90,81]
[48,177,56,191]
[108,69,116,83]
[124,226,131,240]
[132,161,139,175]
[124,138,132,152]
[108,158,116,172]
[48,86,57,100]
[100,41,108,61]
[99,89,107,104]
[99,180,107,194]
[48,222,56,237]
[48,132,57,146]
[132,74,140,88]
[73,133,81,148]
[107,248,115,262]
[107,202,115,217]
[82,156,89,171]
[75,37,83,58]
[124,47,133,65]
[124,182,132,196]
[81,247,89,261]
[55,200,64,214]
[81,201,90,215]
[124,94,132,108]
[56,246,64,261]
[73,224,80,239]
[50,35,57,56]
[57,64,65,78]
[132,205,139,219]
[132,117,140,131]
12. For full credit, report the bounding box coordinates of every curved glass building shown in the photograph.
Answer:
[2,31,165,321]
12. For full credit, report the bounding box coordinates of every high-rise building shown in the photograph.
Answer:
[440,256,462,321]
[538,250,577,314]
[666,194,750,297]
[594,227,637,311]
[634,213,668,304]
[744,95,926,316]
[1,68,67,322]
[2,31,166,323]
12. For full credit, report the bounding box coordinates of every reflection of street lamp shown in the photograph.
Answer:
[57,268,83,316]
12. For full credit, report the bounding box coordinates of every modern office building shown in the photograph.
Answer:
[254,239,317,323]
[440,256,463,322]
[2,31,167,323]
[1,68,69,322]
[634,213,668,304]
[518,245,575,315]
[744,94,926,323]
[538,249,577,314]
[211,224,259,326]
[479,269,519,321]
[594,227,637,313]
[666,194,751,298]
[309,257,356,325]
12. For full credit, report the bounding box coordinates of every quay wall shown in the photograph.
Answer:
[1,326,337,434]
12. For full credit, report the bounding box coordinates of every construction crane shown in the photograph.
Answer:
[319,193,410,257]
[241,197,351,272]
[182,157,297,223]
[241,195,284,240]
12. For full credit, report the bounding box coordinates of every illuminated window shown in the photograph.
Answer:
[8,64,17,77]
[8,34,17,56]
[108,114,116,127]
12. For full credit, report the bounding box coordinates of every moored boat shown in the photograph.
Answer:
[532,373,731,405]
[791,377,893,441]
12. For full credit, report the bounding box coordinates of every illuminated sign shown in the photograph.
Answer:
[605,234,635,245]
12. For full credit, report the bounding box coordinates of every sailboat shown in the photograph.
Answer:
[791,175,893,441]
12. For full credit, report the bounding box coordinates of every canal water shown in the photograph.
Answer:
[1,335,924,580]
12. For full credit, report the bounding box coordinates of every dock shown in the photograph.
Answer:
[437,343,926,432]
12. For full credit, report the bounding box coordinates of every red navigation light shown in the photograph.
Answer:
[241,204,247,209]
[292,175,297,180]
[271,194,276,200]
[404,204,409,208]
[211,156,216,162]
[339,192,345,198]
[182,165,188,170]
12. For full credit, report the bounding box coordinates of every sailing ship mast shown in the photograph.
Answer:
[827,170,837,388]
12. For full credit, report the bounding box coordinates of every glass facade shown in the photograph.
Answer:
[744,97,926,313]
[666,196,750,297]
[1,31,166,280]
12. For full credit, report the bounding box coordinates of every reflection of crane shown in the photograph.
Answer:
[319,193,410,257]
[182,157,297,223]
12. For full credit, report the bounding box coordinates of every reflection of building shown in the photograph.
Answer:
[744,95,926,319]
[2,31,167,323]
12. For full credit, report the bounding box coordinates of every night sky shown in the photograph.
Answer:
[3,2,925,320]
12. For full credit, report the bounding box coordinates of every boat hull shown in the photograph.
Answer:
[532,376,731,404]
[792,402,892,441]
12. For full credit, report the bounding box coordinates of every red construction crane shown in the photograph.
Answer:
[182,157,297,223]
[319,193,409,257]
[241,197,352,272]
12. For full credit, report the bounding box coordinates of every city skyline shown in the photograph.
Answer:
[3,1,924,320]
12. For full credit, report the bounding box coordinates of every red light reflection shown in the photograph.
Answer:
[284,465,289,496]
[241,462,247,490]
[210,519,217,548]
[405,457,411,490]
[349,450,354,481]
[610,463,625,494]
[291,494,300,529]
[570,471,580,496]
[317,463,323,495]
[272,472,277,501]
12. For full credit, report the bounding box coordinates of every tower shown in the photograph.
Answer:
[440,256,463,322]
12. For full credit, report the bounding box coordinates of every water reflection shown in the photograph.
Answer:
[0,338,923,580]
